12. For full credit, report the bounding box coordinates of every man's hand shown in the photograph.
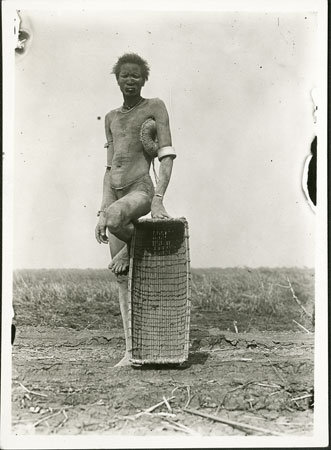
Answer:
[95,214,109,244]
[151,197,171,219]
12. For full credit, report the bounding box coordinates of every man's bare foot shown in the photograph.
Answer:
[114,352,132,367]
[108,246,129,275]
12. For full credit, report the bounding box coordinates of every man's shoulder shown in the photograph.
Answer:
[145,97,167,111]
[105,108,120,122]
[147,97,165,105]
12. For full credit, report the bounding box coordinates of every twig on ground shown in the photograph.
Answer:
[216,358,254,363]
[18,382,48,398]
[242,414,266,421]
[285,406,295,412]
[228,381,255,393]
[265,358,287,386]
[200,348,229,353]
[39,362,62,370]
[274,283,291,289]
[144,412,176,418]
[114,415,136,422]
[241,293,257,299]
[136,396,175,417]
[184,386,191,409]
[255,383,281,389]
[275,421,313,426]
[290,394,313,402]
[89,399,105,406]
[286,425,313,434]
[233,321,239,334]
[55,410,68,431]
[30,355,55,360]
[171,386,180,396]
[286,277,313,319]
[183,408,283,436]
[269,391,281,397]
[120,420,128,433]
[163,396,172,413]
[33,410,63,427]
[82,318,99,330]
[246,399,254,409]
[264,357,300,407]
[163,419,199,435]
[220,381,255,407]
[292,319,311,334]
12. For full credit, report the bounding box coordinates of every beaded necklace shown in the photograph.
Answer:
[122,97,144,113]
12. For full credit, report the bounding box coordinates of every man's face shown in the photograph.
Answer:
[117,63,145,97]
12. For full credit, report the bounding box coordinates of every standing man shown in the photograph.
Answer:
[95,53,176,366]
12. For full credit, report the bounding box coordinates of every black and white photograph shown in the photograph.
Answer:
[1,0,328,448]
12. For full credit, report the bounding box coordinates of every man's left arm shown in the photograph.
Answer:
[151,99,176,218]
[151,156,174,218]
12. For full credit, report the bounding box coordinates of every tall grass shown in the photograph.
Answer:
[13,269,119,329]
[191,267,314,313]
[190,267,314,331]
[12,267,314,332]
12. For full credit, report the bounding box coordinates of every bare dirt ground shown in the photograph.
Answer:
[12,326,314,436]
[11,268,314,436]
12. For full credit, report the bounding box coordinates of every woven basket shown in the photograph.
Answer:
[128,218,191,364]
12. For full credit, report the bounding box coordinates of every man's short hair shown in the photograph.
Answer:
[112,53,150,82]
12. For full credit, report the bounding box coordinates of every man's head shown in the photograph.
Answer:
[112,53,150,83]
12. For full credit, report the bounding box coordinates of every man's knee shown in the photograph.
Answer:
[106,205,124,234]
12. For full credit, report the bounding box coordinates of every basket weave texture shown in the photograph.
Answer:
[128,218,191,364]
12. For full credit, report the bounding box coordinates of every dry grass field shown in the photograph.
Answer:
[12,267,314,436]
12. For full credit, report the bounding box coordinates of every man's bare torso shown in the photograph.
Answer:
[106,97,171,188]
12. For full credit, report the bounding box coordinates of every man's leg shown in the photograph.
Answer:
[107,233,131,366]
[106,191,152,274]
[106,191,152,366]
[114,274,131,366]
[107,232,125,270]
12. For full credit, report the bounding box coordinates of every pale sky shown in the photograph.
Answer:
[9,4,320,269]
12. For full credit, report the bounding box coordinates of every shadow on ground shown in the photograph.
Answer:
[131,351,209,371]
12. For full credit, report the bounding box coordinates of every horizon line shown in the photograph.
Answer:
[12,265,315,271]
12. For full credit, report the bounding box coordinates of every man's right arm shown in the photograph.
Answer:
[105,112,114,169]
[100,113,114,209]
[95,113,114,244]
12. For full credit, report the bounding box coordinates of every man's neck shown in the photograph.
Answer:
[123,95,143,110]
